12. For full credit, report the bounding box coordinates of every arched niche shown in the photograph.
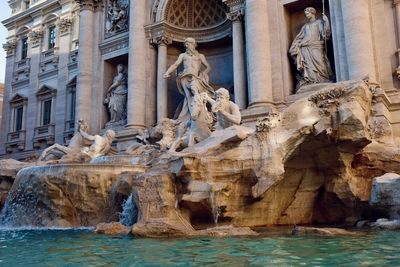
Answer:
[147,0,230,43]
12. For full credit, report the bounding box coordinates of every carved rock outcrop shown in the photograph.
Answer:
[0,164,144,227]
[1,80,398,237]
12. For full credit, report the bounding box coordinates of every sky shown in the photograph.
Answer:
[0,1,10,84]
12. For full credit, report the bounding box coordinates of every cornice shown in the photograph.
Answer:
[2,0,61,29]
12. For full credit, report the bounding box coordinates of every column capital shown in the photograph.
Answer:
[28,29,43,48]
[3,39,17,56]
[394,0,400,6]
[57,17,73,36]
[75,0,94,11]
[151,36,173,47]
[224,0,245,22]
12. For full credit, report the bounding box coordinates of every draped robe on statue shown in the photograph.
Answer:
[289,17,333,89]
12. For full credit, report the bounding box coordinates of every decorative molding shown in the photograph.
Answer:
[74,0,105,12]
[145,20,231,44]
[28,29,43,47]
[151,35,173,46]
[99,33,129,56]
[3,39,17,56]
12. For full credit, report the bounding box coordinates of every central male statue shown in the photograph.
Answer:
[163,37,214,123]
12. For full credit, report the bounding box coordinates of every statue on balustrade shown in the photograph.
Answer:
[104,64,127,127]
[163,37,215,124]
[106,0,129,34]
[289,7,333,90]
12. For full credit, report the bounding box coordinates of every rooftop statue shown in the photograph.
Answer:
[163,37,214,124]
[289,7,333,90]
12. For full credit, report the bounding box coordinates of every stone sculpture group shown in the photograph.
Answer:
[41,7,335,161]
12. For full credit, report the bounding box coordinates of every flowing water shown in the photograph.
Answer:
[1,228,400,266]
[119,194,138,227]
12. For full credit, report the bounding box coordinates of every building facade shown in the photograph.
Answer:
[1,0,400,160]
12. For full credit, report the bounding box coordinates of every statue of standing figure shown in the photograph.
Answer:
[163,37,215,124]
[289,7,333,90]
[105,64,127,127]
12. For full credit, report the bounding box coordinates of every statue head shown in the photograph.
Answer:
[184,37,197,53]
[304,7,316,20]
[215,88,230,102]
[117,64,124,73]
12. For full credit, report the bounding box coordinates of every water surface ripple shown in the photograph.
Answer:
[0,228,399,266]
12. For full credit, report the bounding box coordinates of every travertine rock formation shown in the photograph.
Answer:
[0,164,144,227]
[1,80,399,237]
[370,173,400,219]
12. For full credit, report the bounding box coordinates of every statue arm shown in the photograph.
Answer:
[200,54,211,75]
[164,54,184,78]
[289,27,305,57]
[79,129,95,141]
[321,15,331,39]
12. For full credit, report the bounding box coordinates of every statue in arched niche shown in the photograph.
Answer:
[104,64,128,127]
[163,37,215,124]
[289,7,333,91]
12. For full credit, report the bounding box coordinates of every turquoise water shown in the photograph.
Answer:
[1,228,400,266]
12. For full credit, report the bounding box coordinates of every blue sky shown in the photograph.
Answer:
[0,1,11,83]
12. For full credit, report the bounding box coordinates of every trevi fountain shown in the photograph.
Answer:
[1,0,400,266]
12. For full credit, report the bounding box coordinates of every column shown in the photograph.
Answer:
[244,0,273,108]
[0,40,17,153]
[154,37,172,122]
[126,0,147,129]
[228,11,247,109]
[75,0,95,126]
[341,0,377,81]
[394,0,400,79]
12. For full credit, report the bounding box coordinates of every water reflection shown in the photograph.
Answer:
[0,228,400,266]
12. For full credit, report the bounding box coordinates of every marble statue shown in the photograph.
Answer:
[289,7,333,90]
[79,129,116,159]
[163,37,215,124]
[104,64,128,126]
[106,0,129,34]
[38,119,90,161]
[169,83,213,152]
[204,88,241,130]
